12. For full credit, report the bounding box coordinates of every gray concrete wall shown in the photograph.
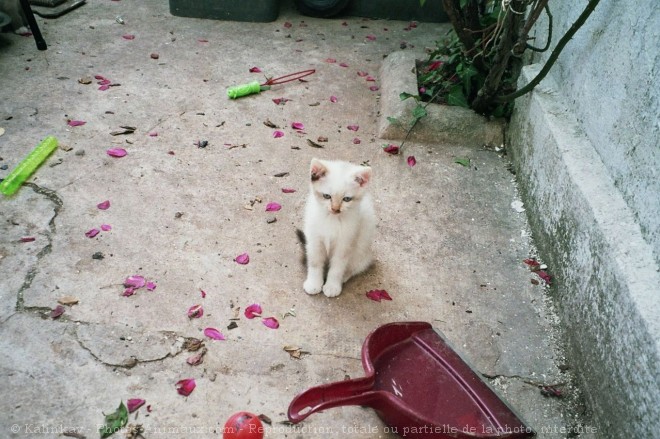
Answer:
[507,1,660,437]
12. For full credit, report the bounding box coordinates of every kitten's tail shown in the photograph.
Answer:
[295,228,307,267]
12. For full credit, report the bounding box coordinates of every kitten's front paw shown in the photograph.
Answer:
[322,281,342,298]
[303,278,323,295]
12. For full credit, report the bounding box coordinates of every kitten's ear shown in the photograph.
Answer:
[354,166,372,187]
[310,158,328,182]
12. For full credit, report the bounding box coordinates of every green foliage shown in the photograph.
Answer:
[99,401,128,438]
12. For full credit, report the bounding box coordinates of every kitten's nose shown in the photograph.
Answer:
[331,206,341,214]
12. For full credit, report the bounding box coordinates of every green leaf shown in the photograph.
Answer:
[399,92,418,101]
[460,0,470,9]
[447,85,469,108]
[454,157,471,167]
[412,104,428,121]
[99,401,128,438]
[386,116,400,126]
[419,0,427,7]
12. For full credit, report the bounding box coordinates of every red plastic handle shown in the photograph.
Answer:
[287,376,377,423]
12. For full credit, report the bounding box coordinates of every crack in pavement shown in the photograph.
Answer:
[15,182,63,312]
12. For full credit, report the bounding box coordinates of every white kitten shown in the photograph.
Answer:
[301,158,376,298]
[0,0,29,34]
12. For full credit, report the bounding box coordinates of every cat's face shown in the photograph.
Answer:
[310,159,372,215]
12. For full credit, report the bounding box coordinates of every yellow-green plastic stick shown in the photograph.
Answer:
[227,81,269,99]
[0,136,58,196]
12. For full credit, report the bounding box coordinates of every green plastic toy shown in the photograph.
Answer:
[227,69,315,99]
[0,136,58,196]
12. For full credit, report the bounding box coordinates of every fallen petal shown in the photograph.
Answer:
[124,275,146,289]
[273,130,284,138]
[97,200,111,210]
[262,317,280,329]
[325,58,336,63]
[366,34,376,41]
[203,327,226,340]
[407,156,417,167]
[523,258,540,267]
[175,378,196,396]
[353,138,361,144]
[330,95,338,103]
[537,270,552,285]
[106,148,127,157]
[187,304,204,319]
[98,84,110,91]
[366,289,392,302]
[122,287,136,297]
[94,75,106,80]
[85,228,100,238]
[383,144,400,155]
[347,125,359,131]
[249,67,262,73]
[50,305,66,319]
[291,122,304,130]
[378,290,393,301]
[265,202,281,212]
[67,120,86,127]
[122,34,135,40]
[127,399,145,413]
[98,79,111,86]
[369,86,380,91]
[245,303,262,319]
[198,38,209,43]
[186,347,207,366]
[200,289,207,298]
[366,76,376,82]
[339,62,349,67]
[272,97,291,105]
[146,281,157,291]
[284,22,292,28]
[148,131,158,137]
[235,253,249,265]
[357,71,369,77]
[20,237,36,242]
[100,224,112,231]
[281,188,296,193]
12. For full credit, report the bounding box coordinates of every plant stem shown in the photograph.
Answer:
[497,0,601,103]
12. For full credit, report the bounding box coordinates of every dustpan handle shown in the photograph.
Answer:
[288,376,376,423]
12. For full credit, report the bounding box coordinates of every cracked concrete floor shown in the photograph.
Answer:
[0,1,591,438]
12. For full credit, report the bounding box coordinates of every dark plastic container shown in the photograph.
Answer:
[346,0,448,23]
[169,0,280,22]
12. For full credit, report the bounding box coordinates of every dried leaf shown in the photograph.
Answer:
[204,327,225,340]
[109,126,135,136]
[78,76,92,84]
[263,119,278,128]
[273,172,289,177]
[186,347,207,366]
[183,338,204,352]
[187,304,204,319]
[284,345,302,359]
[175,378,196,396]
[258,414,272,425]
[58,295,79,306]
[306,139,323,148]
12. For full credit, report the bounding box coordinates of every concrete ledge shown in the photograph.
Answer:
[379,51,504,147]
[508,64,660,437]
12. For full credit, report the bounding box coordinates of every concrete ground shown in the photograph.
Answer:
[0,1,593,438]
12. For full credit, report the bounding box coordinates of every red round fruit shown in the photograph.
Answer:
[223,412,264,439]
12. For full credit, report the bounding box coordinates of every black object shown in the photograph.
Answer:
[19,0,46,50]
[294,0,350,18]
[29,0,67,6]
[169,0,280,22]
[346,0,448,23]
[31,0,86,19]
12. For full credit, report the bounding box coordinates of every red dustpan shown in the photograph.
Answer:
[288,322,535,438]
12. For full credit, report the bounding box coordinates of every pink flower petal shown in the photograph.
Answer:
[281,188,296,193]
[383,144,399,155]
[330,95,338,103]
[98,79,111,85]
[357,71,369,77]
[366,34,376,41]
[265,202,281,212]
[235,253,249,265]
[272,97,291,105]
[94,75,106,80]
[339,62,349,68]
[100,224,112,231]
[67,120,86,127]
[523,258,540,267]
[366,289,392,302]
[148,131,158,137]
[369,86,380,91]
[407,156,417,167]
[284,22,292,28]
[175,378,196,396]
[291,122,304,130]
[262,317,279,329]
[187,304,204,319]
[203,327,226,340]
[273,130,284,138]
[122,34,135,40]
[106,148,127,157]
[347,125,359,131]
[186,351,205,366]
[85,228,100,238]
[198,38,209,43]
[50,305,65,319]
[353,138,361,144]
[20,237,36,242]
[127,399,145,413]
[249,67,262,73]
[245,303,262,319]
[124,275,146,289]
[537,270,552,285]
[200,289,207,298]
[98,85,110,91]
[146,282,157,291]
[366,76,376,82]
[122,287,135,297]
[325,58,336,63]
[97,200,110,210]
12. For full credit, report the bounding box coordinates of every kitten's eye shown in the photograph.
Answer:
[322,194,331,199]
[342,196,353,202]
